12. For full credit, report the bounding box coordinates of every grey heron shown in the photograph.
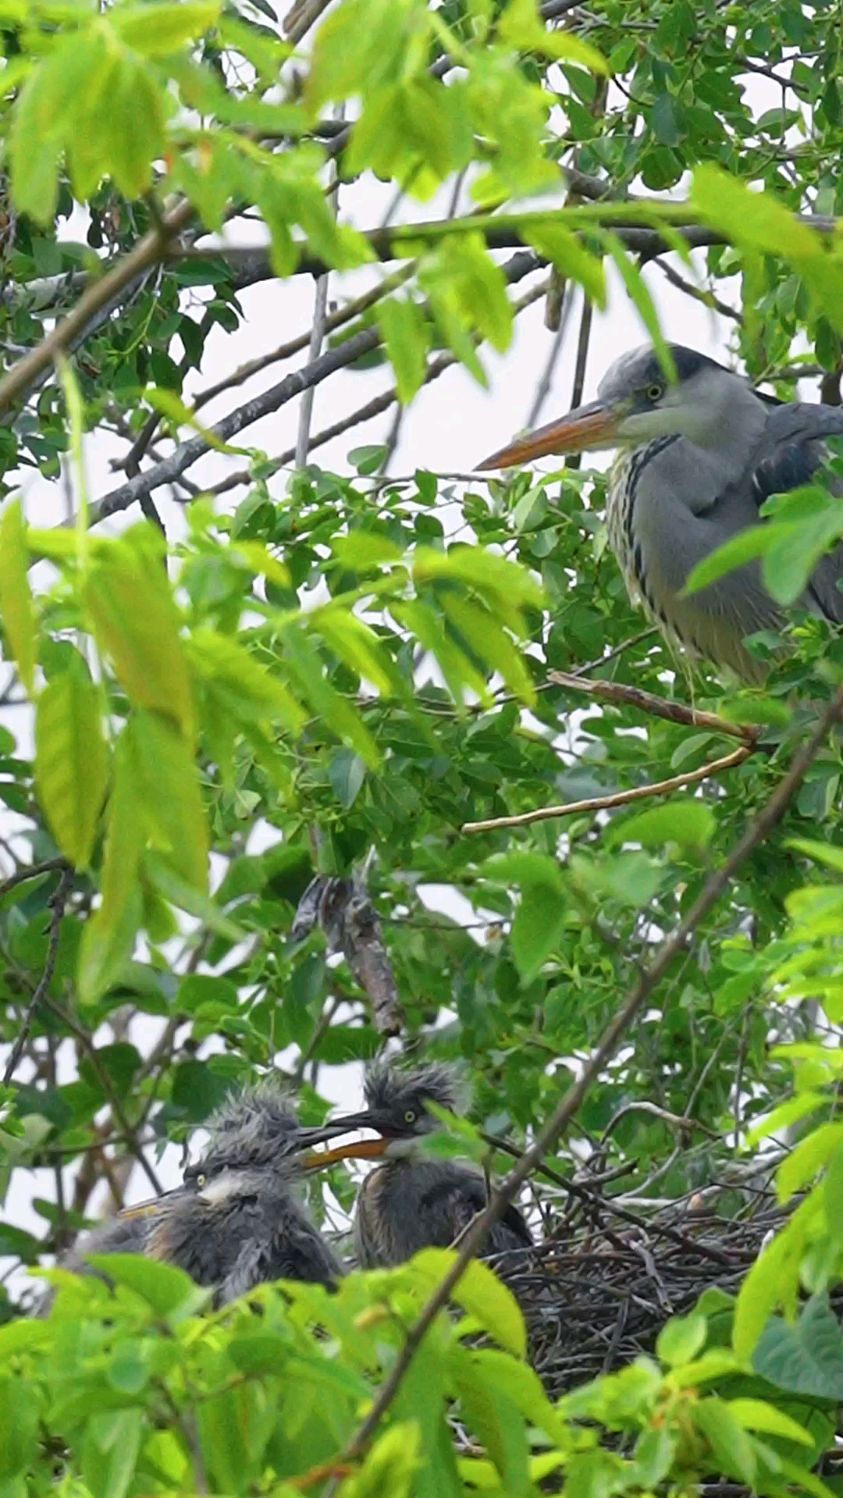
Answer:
[477,344,843,682]
[316,1063,533,1268]
[65,1083,348,1304]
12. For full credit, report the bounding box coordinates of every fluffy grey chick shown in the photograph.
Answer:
[320,1063,533,1269]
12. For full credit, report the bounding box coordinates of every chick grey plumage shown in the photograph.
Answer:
[64,1083,343,1305]
[329,1063,533,1269]
[478,344,843,682]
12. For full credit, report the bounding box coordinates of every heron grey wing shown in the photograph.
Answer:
[217,1239,265,1304]
[751,404,843,623]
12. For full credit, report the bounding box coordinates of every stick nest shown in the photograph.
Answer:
[491,1187,784,1399]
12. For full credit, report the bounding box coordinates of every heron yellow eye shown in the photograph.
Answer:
[403,1109,417,1124]
[195,1173,206,1189]
[646,383,664,402]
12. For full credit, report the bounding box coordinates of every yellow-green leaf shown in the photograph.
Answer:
[124,711,208,894]
[84,531,194,738]
[499,0,609,73]
[523,223,606,307]
[376,296,431,404]
[410,1249,527,1357]
[691,164,823,262]
[0,500,37,696]
[110,1,221,56]
[78,729,144,1005]
[35,670,109,869]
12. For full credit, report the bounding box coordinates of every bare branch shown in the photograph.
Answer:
[461,742,754,834]
[340,684,843,1462]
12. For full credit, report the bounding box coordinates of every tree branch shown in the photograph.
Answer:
[548,670,759,742]
[461,742,755,834]
[340,684,843,1463]
[0,197,194,417]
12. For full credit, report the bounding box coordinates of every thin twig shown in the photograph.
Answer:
[462,743,754,834]
[339,685,843,1462]
[3,867,72,1085]
[0,857,71,902]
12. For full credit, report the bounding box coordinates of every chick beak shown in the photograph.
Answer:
[301,1137,390,1169]
[475,399,621,470]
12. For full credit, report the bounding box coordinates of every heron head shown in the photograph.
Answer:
[310,1062,471,1167]
[475,344,759,469]
[118,1080,351,1222]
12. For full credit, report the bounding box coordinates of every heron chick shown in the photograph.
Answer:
[477,344,843,682]
[67,1082,347,1304]
[319,1063,533,1268]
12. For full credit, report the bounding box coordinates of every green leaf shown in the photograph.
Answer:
[85,1253,209,1318]
[332,533,404,569]
[376,297,431,404]
[601,233,676,382]
[753,1295,843,1399]
[84,530,195,739]
[188,628,306,734]
[777,1121,843,1203]
[684,524,774,594]
[124,710,208,893]
[9,37,104,223]
[824,1141,843,1243]
[451,1352,530,1496]
[512,883,566,981]
[523,223,606,307]
[282,622,381,767]
[733,1195,819,1359]
[413,545,543,614]
[78,728,144,1005]
[144,855,247,941]
[692,1398,757,1486]
[0,500,37,696]
[483,851,563,891]
[410,1249,527,1357]
[35,668,109,869]
[0,1374,39,1479]
[100,52,165,199]
[440,595,536,704]
[691,164,824,263]
[726,1399,813,1446]
[612,800,715,850]
[341,1423,421,1498]
[111,1,221,55]
[786,837,843,875]
[498,0,609,72]
[657,1312,707,1367]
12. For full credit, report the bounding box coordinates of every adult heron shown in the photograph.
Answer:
[477,344,843,682]
[65,1083,347,1304]
[318,1063,533,1268]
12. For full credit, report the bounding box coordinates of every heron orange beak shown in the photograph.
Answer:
[475,399,621,470]
[303,1137,390,1167]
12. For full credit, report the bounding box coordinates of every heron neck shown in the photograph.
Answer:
[669,380,769,493]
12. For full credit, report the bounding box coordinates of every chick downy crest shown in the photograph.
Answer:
[363,1061,470,1134]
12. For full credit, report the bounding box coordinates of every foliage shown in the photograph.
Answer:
[0,0,840,1493]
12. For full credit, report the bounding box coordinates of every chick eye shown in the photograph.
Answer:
[403,1109,417,1124]
[646,383,664,402]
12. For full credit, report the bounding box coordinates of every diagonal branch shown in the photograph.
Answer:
[0,198,194,417]
[340,684,843,1462]
[461,742,755,834]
